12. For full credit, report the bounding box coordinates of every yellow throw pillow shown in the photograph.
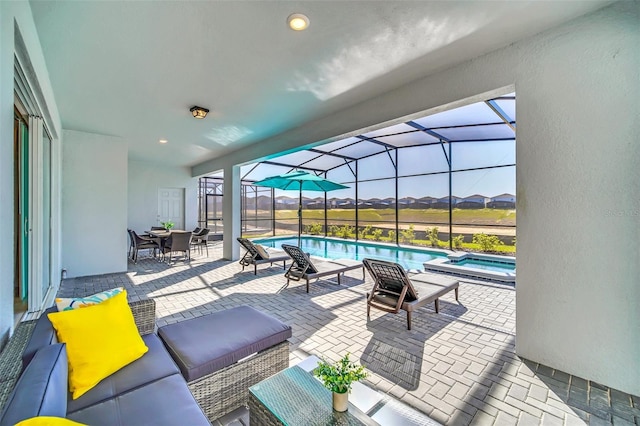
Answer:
[16,417,86,426]
[48,290,148,399]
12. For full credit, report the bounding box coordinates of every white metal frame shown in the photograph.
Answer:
[15,43,61,314]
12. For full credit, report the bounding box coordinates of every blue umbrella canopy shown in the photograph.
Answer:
[253,170,349,245]
[253,170,348,192]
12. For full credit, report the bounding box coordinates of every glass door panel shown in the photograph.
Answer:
[19,120,29,300]
[42,130,52,297]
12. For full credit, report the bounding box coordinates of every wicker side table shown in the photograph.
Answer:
[249,366,378,426]
[158,306,292,422]
[189,340,288,421]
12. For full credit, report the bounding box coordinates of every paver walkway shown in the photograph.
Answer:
[58,243,639,426]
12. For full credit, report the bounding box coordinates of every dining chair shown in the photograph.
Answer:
[191,228,210,257]
[162,231,192,263]
[128,229,159,263]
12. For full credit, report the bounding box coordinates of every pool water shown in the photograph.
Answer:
[453,258,516,273]
[253,236,445,271]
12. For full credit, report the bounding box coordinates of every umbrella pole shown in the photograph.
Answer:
[298,186,302,247]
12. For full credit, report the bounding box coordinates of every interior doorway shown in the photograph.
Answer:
[158,188,185,230]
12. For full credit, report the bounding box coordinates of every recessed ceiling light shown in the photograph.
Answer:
[287,13,309,31]
[159,139,168,144]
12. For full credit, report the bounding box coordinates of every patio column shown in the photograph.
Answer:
[222,164,240,260]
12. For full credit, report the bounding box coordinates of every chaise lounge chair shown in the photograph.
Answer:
[363,258,460,330]
[281,244,364,293]
[237,238,289,274]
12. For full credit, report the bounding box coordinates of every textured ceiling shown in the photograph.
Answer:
[30,1,611,167]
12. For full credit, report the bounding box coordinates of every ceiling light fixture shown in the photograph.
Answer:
[287,13,309,31]
[158,139,168,144]
[190,106,209,119]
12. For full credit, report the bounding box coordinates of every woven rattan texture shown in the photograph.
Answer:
[237,238,260,260]
[129,298,156,335]
[365,260,406,292]
[248,392,284,426]
[188,340,289,422]
[0,321,36,412]
[363,259,418,300]
[282,244,312,271]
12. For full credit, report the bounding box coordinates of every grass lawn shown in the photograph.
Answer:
[272,208,515,226]
[352,236,516,254]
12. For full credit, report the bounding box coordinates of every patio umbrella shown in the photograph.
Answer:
[253,170,349,246]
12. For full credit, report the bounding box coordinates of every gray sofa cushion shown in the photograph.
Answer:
[21,306,57,371]
[158,305,292,381]
[0,344,67,426]
[67,374,210,426]
[67,334,181,413]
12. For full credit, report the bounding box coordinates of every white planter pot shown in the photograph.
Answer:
[333,391,348,412]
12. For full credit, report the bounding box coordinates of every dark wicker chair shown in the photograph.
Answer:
[162,231,192,263]
[128,229,159,263]
[127,228,134,259]
[281,244,363,293]
[237,238,289,275]
[191,228,210,256]
[363,258,460,330]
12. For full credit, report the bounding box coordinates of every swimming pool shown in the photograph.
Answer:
[253,236,516,282]
[423,252,516,283]
[454,258,516,273]
[252,236,446,271]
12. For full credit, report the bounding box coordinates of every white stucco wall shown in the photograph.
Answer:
[0,1,62,346]
[127,159,198,235]
[514,3,640,395]
[0,0,17,349]
[193,3,639,394]
[62,130,127,278]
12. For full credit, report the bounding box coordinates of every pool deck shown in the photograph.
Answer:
[51,243,637,425]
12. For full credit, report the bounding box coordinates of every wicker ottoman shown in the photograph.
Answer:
[158,306,291,422]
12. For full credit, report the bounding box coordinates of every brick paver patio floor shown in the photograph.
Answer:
[58,243,639,426]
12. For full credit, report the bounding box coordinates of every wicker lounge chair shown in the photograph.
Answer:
[281,244,364,293]
[363,258,460,330]
[237,238,289,275]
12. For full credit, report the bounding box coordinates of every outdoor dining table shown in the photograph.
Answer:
[148,229,175,239]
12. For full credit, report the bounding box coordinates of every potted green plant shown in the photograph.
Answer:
[313,353,367,412]
[160,221,175,231]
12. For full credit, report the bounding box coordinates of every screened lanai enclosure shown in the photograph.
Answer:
[200,94,516,255]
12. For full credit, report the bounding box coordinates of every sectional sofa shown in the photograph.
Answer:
[0,299,210,426]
